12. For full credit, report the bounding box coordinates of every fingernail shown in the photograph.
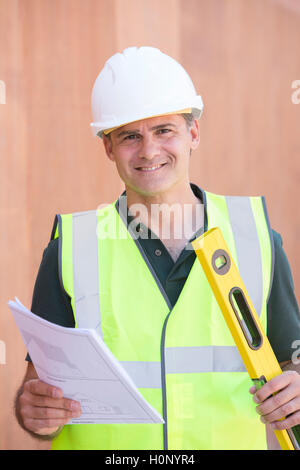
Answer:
[253,395,260,404]
[71,401,80,411]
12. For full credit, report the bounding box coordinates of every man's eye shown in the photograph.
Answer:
[157,128,171,135]
[124,134,139,141]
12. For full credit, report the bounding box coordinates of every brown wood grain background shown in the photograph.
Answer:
[0,0,299,450]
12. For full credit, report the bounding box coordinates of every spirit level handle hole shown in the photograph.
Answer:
[229,287,262,350]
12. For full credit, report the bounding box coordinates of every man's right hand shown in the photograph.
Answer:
[17,363,81,437]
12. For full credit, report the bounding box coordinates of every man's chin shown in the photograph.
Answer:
[125,180,175,198]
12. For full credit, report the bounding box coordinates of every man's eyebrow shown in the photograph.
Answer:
[116,129,139,138]
[150,123,177,131]
[116,123,177,138]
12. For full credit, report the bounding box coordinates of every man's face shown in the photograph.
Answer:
[103,114,200,197]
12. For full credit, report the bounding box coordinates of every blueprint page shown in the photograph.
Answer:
[9,299,164,424]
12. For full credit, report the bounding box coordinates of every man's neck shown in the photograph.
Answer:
[125,182,204,260]
[126,181,199,210]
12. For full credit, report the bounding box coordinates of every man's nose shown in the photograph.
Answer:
[138,135,160,160]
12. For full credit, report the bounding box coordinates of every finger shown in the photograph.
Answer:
[253,371,298,404]
[21,391,81,412]
[255,381,300,417]
[249,385,257,395]
[271,410,300,431]
[21,403,82,420]
[259,396,300,424]
[23,417,73,434]
[24,379,63,399]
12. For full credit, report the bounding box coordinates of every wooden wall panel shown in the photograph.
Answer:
[115,0,180,58]
[0,0,299,449]
[182,0,300,298]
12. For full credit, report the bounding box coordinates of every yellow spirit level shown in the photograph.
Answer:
[192,227,300,450]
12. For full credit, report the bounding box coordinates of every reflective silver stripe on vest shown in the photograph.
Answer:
[120,347,246,389]
[165,346,246,374]
[72,210,102,338]
[225,196,263,317]
[121,361,162,388]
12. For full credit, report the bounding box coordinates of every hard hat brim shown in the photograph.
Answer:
[90,98,204,138]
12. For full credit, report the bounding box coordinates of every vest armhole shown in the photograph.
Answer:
[55,214,72,304]
[201,189,208,232]
[50,215,59,241]
[261,196,275,305]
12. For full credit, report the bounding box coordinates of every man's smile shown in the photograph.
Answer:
[135,163,168,172]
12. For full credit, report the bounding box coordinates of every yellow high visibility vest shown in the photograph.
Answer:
[51,190,273,449]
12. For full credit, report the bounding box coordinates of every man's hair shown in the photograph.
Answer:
[182,112,197,130]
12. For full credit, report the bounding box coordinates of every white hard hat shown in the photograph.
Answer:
[90,46,204,137]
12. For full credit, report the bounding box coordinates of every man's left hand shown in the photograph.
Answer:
[249,370,300,430]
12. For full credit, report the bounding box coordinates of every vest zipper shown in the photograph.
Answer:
[160,309,172,450]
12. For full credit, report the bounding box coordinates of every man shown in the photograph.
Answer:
[15,47,300,450]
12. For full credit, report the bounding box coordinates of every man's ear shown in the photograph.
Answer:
[102,134,115,162]
[189,119,200,151]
